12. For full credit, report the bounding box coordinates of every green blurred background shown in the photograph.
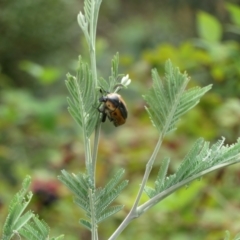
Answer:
[1,0,240,239]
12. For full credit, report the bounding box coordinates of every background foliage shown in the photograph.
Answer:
[1,0,240,239]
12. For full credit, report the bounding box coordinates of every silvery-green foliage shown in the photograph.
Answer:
[65,57,98,138]
[143,60,212,135]
[108,59,240,240]
[99,53,131,93]
[77,0,102,48]
[18,216,64,240]
[2,176,33,240]
[224,230,240,240]
[144,137,240,200]
[58,169,128,230]
[2,176,64,240]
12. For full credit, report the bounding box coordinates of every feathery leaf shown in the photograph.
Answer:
[143,60,212,135]
[97,205,124,223]
[145,138,240,201]
[96,180,128,215]
[2,177,33,240]
[154,157,170,193]
[144,186,156,199]
[80,219,92,230]
[65,57,98,138]
[83,0,93,23]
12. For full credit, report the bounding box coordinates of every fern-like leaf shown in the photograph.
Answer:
[167,138,206,186]
[59,169,127,230]
[109,53,121,91]
[83,0,92,23]
[19,219,47,240]
[144,186,156,199]
[95,168,125,200]
[144,157,170,198]
[216,138,240,164]
[97,205,124,223]
[2,176,63,240]
[154,157,170,193]
[145,138,240,202]
[143,60,212,135]
[98,53,125,92]
[96,180,128,217]
[58,170,90,201]
[2,176,33,240]
[65,57,98,138]
[18,215,63,240]
[32,217,49,236]
[74,196,90,214]
[12,211,34,233]
[79,219,92,230]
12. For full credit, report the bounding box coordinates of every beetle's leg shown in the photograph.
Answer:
[101,112,106,122]
[107,115,113,122]
[107,108,118,123]
[97,103,102,112]
[97,103,106,122]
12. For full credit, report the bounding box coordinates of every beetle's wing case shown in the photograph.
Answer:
[98,92,128,126]
[106,93,128,119]
[106,93,120,106]
[109,109,126,127]
[117,99,127,119]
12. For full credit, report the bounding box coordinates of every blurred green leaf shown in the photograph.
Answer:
[214,98,240,128]
[197,11,222,42]
[19,60,61,84]
[226,3,240,27]
[224,230,230,240]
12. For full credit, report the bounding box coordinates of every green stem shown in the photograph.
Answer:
[88,0,98,194]
[85,137,92,176]
[108,135,163,240]
[132,136,163,210]
[137,158,240,215]
[88,0,100,181]
[89,0,101,89]
[87,1,102,239]
[92,120,101,187]
[89,189,98,240]
[90,47,98,88]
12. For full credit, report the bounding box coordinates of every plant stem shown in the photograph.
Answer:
[132,136,163,210]
[92,120,101,186]
[90,47,98,88]
[89,0,101,89]
[88,0,101,182]
[137,158,240,215]
[87,1,102,239]
[89,189,98,240]
[108,135,163,240]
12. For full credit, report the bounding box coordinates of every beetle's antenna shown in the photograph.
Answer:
[99,87,109,95]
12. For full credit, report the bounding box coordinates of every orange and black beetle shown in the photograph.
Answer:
[98,92,128,127]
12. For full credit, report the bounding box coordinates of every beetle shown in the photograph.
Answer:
[98,92,128,127]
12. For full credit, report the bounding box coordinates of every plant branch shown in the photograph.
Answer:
[89,189,98,240]
[76,1,103,239]
[109,155,240,240]
[92,120,102,186]
[108,135,163,240]
[137,157,240,215]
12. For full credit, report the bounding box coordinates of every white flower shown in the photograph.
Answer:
[121,74,131,87]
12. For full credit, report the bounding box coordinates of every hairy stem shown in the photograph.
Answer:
[108,135,163,240]
[92,120,101,186]
[137,158,240,215]
[87,1,102,239]
[89,189,98,240]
